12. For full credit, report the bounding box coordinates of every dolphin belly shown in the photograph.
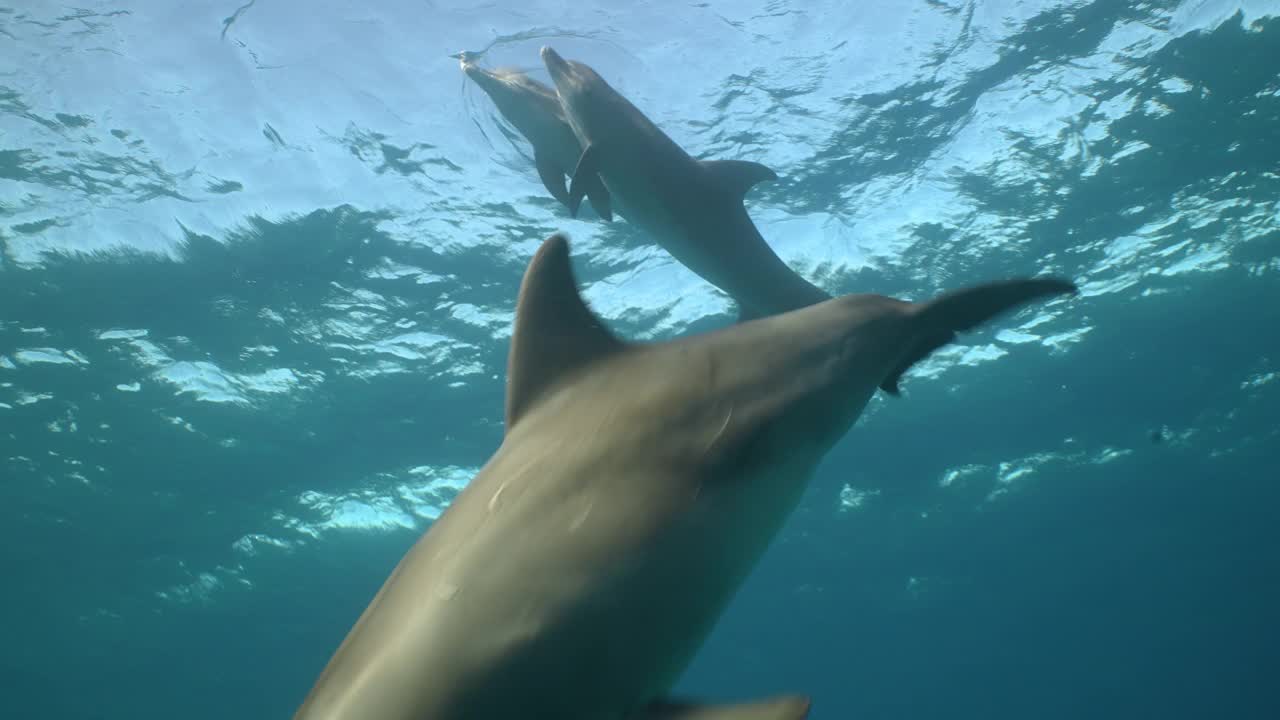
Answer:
[596,167,743,291]
[298,434,813,720]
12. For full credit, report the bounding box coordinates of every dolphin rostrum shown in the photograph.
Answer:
[293,233,1078,720]
[541,46,832,321]
[458,52,614,220]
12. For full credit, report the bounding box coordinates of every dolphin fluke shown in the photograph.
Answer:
[880,277,1079,395]
[642,696,811,719]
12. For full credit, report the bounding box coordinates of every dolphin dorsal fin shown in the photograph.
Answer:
[700,159,779,199]
[505,234,623,431]
[642,696,811,720]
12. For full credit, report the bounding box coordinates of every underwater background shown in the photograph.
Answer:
[3,0,1278,718]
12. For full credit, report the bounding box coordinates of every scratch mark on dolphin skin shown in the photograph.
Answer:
[569,499,593,532]
[434,581,459,601]
[489,483,507,513]
[706,404,734,459]
[220,0,257,41]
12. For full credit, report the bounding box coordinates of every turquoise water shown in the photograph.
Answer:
[3,1,1278,718]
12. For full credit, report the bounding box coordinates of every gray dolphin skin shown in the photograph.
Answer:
[293,232,1078,720]
[540,46,832,322]
[458,52,614,220]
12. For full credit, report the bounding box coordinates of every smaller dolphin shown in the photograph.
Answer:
[458,52,614,219]
[292,232,1078,720]
[541,46,832,321]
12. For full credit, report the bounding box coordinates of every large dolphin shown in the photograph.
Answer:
[458,52,614,220]
[541,46,832,321]
[293,233,1077,719]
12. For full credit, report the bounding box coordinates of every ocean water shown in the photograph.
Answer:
[3,1,1278,718]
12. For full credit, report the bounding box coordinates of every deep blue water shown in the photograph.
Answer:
[3,1,1278,718]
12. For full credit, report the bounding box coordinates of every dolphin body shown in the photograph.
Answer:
[459,53,615,220]
[541,46,832,322]
[293,233,1077,720]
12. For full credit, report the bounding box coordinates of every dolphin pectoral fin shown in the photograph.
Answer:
[534,149,571,209]
[505,234,626,431]
[583,173,614,222]
[700,159,779,199]
[568,143,604,218]
[880,276,1079,395]
[641,696,811,720]
[539,146,611,221]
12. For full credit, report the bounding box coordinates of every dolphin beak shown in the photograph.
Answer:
[455,50,480,76]
[540,46,568,79]
[455,51,492,86]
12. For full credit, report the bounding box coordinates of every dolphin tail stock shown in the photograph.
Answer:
[879,276,1079,396]
[642,695,811,720]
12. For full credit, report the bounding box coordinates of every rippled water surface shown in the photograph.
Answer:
[3,1,1278,718]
